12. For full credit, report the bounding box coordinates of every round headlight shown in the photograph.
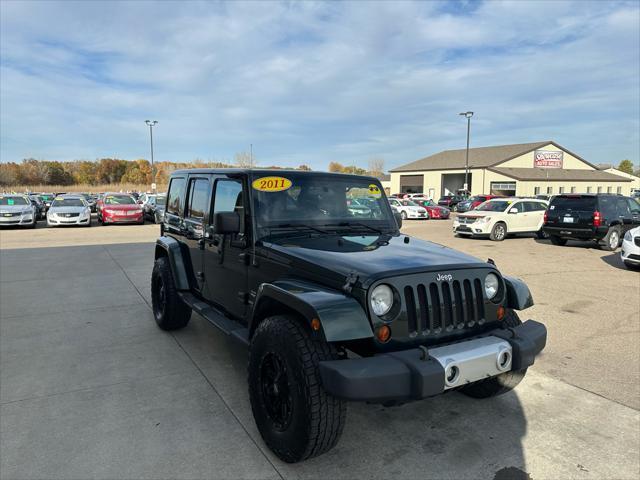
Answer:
[370,284,393,316]
[484,273,500,300]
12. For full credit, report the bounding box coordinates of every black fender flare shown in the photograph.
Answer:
[250,279,373,342]
[154,236,190,291]
[503,275,534,310]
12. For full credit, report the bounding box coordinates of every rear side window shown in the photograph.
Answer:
[549,196,597,211]
[185,178,210,220]
[616,197,631,217]
[166,177,186,215]
[628,199,640,215]
[599,196,617,218]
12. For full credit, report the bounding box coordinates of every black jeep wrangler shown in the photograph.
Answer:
[151,169,546,463]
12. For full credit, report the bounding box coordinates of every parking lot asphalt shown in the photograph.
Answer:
[1,218,639,480]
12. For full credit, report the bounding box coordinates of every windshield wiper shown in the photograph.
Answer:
[326,222,384,235]
[269,223,331,235]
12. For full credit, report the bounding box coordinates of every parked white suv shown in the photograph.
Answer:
[621,226,640,270]
[388,198,428,220]
[453,197,548,241]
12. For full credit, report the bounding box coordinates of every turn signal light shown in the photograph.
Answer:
[311,318,321,331]
[497,306,506,321]
[376,325,391,343]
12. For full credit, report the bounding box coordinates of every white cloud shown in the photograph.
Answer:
[0,0,638,169]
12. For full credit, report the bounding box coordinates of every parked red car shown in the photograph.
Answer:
[96,193,144,225]
[413,199,451,219]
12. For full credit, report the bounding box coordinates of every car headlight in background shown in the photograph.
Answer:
[484,273,500,300]
[370,284,393,316]
[624,230,632,241]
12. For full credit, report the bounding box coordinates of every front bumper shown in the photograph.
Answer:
[319,320,546,402]
[453,221,491,236]
[103,212,143,223]
[0,214,34,226]
[406,211,428,219]
[48,216,90,226]
[621,238,640,264]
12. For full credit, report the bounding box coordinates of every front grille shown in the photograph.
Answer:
[404,279,486,336]
[1,212,21,217]
[634,237,640,247]
[457,216,476,225]
[58,212,80,217]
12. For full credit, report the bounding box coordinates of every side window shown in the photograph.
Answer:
[599,197,616,219]
[185,178,210,220]
[166,177,186,216]
[212,179,244,228]
[616,198,631,217]
[627,199,640,215]
[511,202,525,213]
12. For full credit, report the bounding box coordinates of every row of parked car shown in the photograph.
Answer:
[451,193,640,270]
[0,191,166,228]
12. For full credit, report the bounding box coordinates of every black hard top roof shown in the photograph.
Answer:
[169,168,379,181]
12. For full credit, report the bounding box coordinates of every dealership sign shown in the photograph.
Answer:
[534,150,563,168]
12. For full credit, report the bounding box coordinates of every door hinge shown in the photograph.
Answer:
[237,291,249,304]
[342,272,359,294]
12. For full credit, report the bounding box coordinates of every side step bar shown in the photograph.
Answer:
[178,292,250,346]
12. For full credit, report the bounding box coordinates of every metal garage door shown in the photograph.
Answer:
[400,175,423,193]
[490,181,516,196]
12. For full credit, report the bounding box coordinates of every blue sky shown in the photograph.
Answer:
[1,0,638,171]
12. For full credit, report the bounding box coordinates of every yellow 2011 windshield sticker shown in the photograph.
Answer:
[368,184,381,197]
[252,176,292,192]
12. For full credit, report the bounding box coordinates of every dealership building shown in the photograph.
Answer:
[389,141,640,198]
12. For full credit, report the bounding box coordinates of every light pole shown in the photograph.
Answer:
[145,120,158,193]
[459,111,473,195]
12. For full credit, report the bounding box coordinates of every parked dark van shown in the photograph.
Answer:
[542,194,640,250]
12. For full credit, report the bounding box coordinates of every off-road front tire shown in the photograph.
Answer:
[549,235,567,246]
[248,315,346,463]
[489,222,507,241]
[151,256,191,330]
[460,310,527,399]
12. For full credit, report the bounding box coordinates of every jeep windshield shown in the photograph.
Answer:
[251,172,395,239]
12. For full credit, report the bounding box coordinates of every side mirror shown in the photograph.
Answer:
[394,211,403,229]
[508,208,519,214]
[213,211,240,234]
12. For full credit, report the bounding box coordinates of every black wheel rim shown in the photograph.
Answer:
[152,274,166,320]
[260,352,293,431]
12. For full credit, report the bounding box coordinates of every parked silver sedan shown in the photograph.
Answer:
[47,195,92,227]
[0,194,36,228]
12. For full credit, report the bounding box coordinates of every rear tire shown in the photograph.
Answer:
[460,310,527,399]
[549,235,567,246]
[536,229,549,239]
[489,222,507,241]
[151,256,191,330]
[601,227,621,251]
[248,315,346,463]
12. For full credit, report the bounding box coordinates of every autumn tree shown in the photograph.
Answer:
[297,164,312,171]
[618,159,635,175]
[235,151,254,168]
[328,162,344,172]
[367,158,385,176]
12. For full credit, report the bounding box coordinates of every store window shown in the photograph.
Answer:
[547,186,553,194]
[586,186,592,193]
[534,186,540,195]
[616,186,622,194]
[559,187,565,194]
[597,186,602,193]
[607,186,612,193]
[570,186,576,193]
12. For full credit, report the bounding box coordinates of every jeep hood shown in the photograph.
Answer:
[263,234,489,286]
